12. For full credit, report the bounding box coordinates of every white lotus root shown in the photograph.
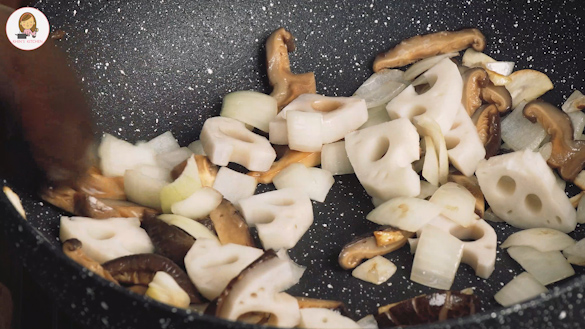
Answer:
[299,308,361,329]
[184,238,264,300]
[200,117,276,171]
[60,216,154,264]
[238,188,313,250]
[409,215,497,279]
[444,106,486,176]
[269,94,368,145]
[386,58,463,134]
[476,150,577,233]
[345,118,420,200]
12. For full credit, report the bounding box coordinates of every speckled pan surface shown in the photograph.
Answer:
[1,0,585,328]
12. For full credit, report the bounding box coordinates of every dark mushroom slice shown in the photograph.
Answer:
[475,104,502,159]
[296,297,351,317]
[461,68,489,116]
[448,173,485,217]
[73,193,157,219]
[266,28,317,110]
[170,155,218,187]
[41,185,76,214]
[75,166,126,200]
[339,227,413,270]
[102,253,202,304]
[209,199,255,247]
[373,29,486,72]
[374,290,480,327]
[247,148,321,184]
[523,100,585,181]
[62,239,118,284]
[480,82,512,114]
[141,212,195,267]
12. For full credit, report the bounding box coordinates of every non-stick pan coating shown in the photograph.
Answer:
[2,0,585,328]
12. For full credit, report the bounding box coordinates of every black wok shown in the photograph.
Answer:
[1,0,585,328]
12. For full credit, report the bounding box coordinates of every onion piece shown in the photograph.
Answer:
[563,239,585,266]
[359,105,391,130]
[187,140,206,155]
[494,272,548,307]
[171,187,223,220]
[156,147,194,170]
[124,170,167,210]
[352,256,397,285]
[299,308,361,329]
[421,136,439,186]
[143,131,181,154]
[501,102,547,151]
[429,182,478,228]
[413,116,449,185]
[356,315,379,329]
[157,214,219,241]
[98,134,158,177]
[321,141,354,175]
[538,142,552,161]
[577,194,585,224]
[273,163,334,202]
[484,61,515,76]
[507,246,575,285]
[410,225,464,290]
[145,271,190,308]
[562,90,585,113]
[417,180,439,200]
[366,197,442,232]
[461,49,496,68]
[135,165,172,183]
[212,167,257,204]
[287,111,323,152]
[501,228,576,252]
[403,52,459,81]
[353,69,407,108]
[568,111,585,140]
[220,90,278,132]
[160,156,202,213]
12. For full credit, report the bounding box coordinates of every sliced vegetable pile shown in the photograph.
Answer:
[35,27,585,328]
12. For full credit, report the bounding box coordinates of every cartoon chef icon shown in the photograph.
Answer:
[18,12,38,38]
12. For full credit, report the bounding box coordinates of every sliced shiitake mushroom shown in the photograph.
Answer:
[481,82,512,114]
[209,199,255,247]
[374,290,480,327]
[74,193,156,219]
[462,68,489,116]
[102,253,202,304]
[171,155,218,186]
[339,226,413,270]
[76,166,125,200]
[475,104,502,159]
[296,297,350,317]
[62,239,118,284]
[247,148,321,184]
[141,212,195,267]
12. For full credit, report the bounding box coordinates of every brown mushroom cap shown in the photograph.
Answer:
[373,29,486,72]
[102,253,202,304]
[448,174,485,217]
[523,100,585,181]
[62,239,118,284]
[141,212,195,267]
[338,227,413,270]
[247,148,321,184]
[481,82,512,114]
[209,199,255,247]
[462,68,489,116]
[296,297,351,317]
[475,104,502,159]
[266,28,317,110]
[375,290,479,327]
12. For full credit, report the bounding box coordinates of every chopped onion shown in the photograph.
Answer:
[124,169,167,209]
[371,197,384,208]
[501,228,576,252]
[501,102,547,151]
[413,116,448,185]
[563,239,585,266]
[483,208,505,223]
[321,141,354,175]
[417,180,439,200]
[429,182,478,228]
[538,142,552,161]
[273,163,334,202]
[485,61,515,76]
[220,90,278,132]
[568,111,585,139]
[145,271,190,308]
[403,52,459,81]
[353,69,407,108]
[494,272,548,307]
[461,49,496,68]
[212,167,257,204]
[157,214,219,241]
[171,187,223,219]
[507,246,575,285]
[561,90,585,113]
[143,131,181,154]
[156,147,194,170]
[421,135,439,186]
[135,164,172,183]
[410,225,464,290]
[359,105,391,130]
[356,315,379,329]
[352,256,397,285]
[187,140,206,155]
[367,197,442,234]
[287,111,323,152]
[160,156,202,213]
[98,133,158,177]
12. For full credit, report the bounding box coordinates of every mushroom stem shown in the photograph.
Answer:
[373,29,486,72]
[62,239,118,284]
[209,199,256,247]
[266,28,316,110]
[523,100,585,181]
[247,148,321,184]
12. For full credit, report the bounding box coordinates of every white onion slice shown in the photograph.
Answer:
[359,105,391,130]
[371,197,384,208]
[356,315,379,329]
[538,142,552,161]
[403,52,459,81]
[160,156,202,213]
[352,256,397,285]
[143,131,180,154]
[561,90,585,113]
[212,167,257,204]
[429,182,478,228]
[187,140,206,155]
[98,134,158,177]
[220,90,278,132]
[414,116,449,185]
[494,272,548,307]
[501,102,547,151]
[353,69,407,108]
[157,214,218,241]
[287,111,323,152]
[501,228,576,252]
[485,61,515,76]
[273,163,334,202]
[417,180,439,200]
[507,246,575,285]
[124,170,167,209]
[171,187,223,219]
[156,147,194,170]
[366,197,442,232]
[321,141,354,175]
[568,111,585,140]
[421,136,439,186]
[145,271,190,308]
[410,225,464,290]
[135,164,172,183]
[563,239,585,266]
